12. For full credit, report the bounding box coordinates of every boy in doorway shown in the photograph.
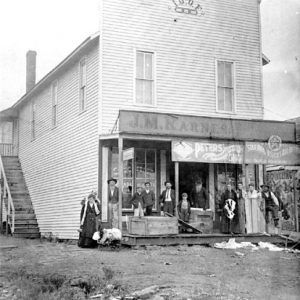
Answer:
[177,193,191,222]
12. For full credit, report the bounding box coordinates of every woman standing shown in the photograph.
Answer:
[220,183,237,234]
[234,183,246,234]
[78,193,101,248]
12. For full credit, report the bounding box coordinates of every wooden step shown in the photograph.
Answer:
[15,219,38,225]
[14,227,40,233]
[15,213,37,220]
[13,232,40,239]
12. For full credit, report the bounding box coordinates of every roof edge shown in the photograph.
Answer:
[11,32,99,110]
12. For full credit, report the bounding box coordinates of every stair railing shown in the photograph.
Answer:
[0,156,15,234]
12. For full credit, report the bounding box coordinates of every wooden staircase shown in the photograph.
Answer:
[1,156,40,238]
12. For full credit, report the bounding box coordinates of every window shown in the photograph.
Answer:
[135,51,154,105]
[31,102,36,140]
[217,61,234,112]
[111,148,157,210]
[51,81,58,127]
[79,58,87,112]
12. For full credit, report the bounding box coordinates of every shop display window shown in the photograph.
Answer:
[111,148,157,211]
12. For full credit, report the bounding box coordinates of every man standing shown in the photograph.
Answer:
[190,180,209,209]
[261,184,279,227]
[159,181,175,215]
[107,178,119,228]
[142,182,156,216]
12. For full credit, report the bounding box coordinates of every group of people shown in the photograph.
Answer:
[219,182,280,234]
[78,177,283,247]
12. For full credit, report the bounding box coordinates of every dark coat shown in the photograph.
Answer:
[177,199,191,214]
[131,192,144,209]
[80,202,101,238]
[220,190,237,234]
[233,189,246,234]
[159,189,176,206]
[108,187,119,204]
[142,190,156,207]
[190,187,209,209]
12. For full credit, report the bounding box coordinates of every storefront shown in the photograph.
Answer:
[99,110,300,232]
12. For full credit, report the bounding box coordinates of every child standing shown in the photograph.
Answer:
[131,186,145,217]
[177,193,191,222]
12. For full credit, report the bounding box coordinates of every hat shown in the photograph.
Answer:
[248,183,255,187]
[107,178,117,184]
[261,184,270,189]
[88,193,96,199]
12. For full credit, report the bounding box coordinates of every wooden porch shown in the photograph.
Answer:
[121,232,287,247]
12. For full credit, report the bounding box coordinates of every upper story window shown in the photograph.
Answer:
[51,81,58,127]
[216,60,235,112]
[79,58,87,112]
[31,102,36,140]
[135,51,154,105]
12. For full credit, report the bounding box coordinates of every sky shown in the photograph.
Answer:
[0,0,299,121]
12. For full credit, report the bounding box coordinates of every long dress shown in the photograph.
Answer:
[234,189,246,234]
[246,190,264,233]
[220,190,237,234]
[78,202,101,247]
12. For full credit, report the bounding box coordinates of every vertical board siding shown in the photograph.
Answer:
[18,44,99,239]
[99,0,262,133]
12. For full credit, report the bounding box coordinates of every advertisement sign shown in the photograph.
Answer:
[172,140,244,164]
[245,142,300,165]
[266,169,298,231]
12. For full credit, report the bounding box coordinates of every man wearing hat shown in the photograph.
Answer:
[107,178,119,228]
[261,184,279,227]
[159,181,175,215]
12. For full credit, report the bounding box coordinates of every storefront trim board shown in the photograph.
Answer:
[119,110,296,143]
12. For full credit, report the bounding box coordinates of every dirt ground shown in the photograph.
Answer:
[0,236,299,300]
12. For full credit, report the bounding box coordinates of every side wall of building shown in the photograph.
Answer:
[99,0,263,134]
[18,43,99,239]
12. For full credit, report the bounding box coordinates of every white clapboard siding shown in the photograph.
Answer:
[18,43,99,239]
[99,0,263,133]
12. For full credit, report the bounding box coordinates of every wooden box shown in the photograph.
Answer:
[189,209,213,234]
[128,216,178,236]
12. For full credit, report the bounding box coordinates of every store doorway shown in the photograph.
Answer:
[178,162,209,197]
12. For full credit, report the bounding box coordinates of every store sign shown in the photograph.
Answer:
[172,140,244,164]
[119,110,296,142]
[123,147,134,161]
[245,142,300,165]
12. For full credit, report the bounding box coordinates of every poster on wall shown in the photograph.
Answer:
[245,141,300,165]
[266,169,298,231]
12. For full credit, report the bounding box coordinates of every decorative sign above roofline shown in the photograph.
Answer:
[172,0,204,15]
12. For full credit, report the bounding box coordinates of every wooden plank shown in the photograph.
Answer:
[164,212,202,233]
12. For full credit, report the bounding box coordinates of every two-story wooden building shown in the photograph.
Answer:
[0,0,299,239]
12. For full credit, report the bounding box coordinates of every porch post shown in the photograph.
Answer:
[118,136,123,230]
[294,175,299,232]
[175,161,179,217]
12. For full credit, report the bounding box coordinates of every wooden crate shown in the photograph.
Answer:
[189,209,213,234]
[128,216,178,236]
